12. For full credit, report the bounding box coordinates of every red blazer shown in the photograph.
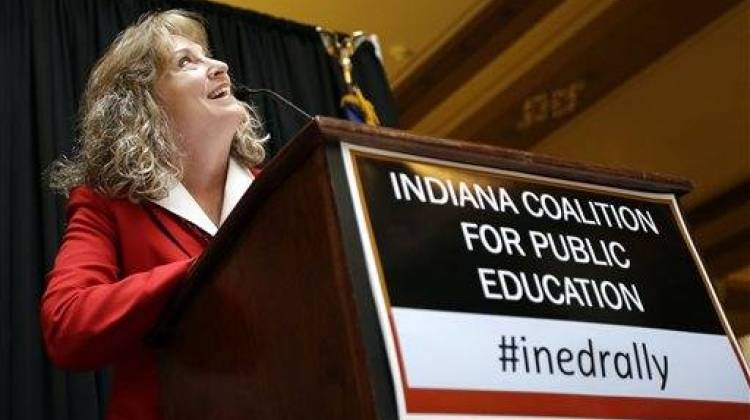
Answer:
[41,186,209,420]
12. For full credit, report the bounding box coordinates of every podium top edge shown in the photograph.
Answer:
[308,117,692,196]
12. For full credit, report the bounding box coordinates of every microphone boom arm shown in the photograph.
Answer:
[234,86,313,122]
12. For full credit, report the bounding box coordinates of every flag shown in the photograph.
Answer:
[341,86,380,125]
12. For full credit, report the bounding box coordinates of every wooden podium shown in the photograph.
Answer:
[152,117,748,420]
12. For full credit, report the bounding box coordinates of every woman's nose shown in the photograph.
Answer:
[208,58,229,78]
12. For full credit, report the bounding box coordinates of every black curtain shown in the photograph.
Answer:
[2,0,397,418]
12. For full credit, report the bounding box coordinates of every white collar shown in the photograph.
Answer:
[149,157,254,236]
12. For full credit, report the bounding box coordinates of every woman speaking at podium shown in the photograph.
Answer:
[40,10,265,420]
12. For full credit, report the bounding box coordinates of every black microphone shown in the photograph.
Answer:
[233,85,313,122]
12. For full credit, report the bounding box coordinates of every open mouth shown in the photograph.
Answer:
[208,86,230,99]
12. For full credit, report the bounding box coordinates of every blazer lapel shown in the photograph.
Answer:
[145,157,255,256]
[152,182,219,236]
[144,203,208,258]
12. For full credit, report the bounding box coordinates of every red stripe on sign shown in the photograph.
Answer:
[406,388,750,419]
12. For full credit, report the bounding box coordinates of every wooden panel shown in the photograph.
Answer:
[447,0,742,148]
[721,269,750,337]
[703,227,750,282]
[689,181,750,230]
[394,0,562,128]
[158,146,379,419]
[724,305,750,339]
[687,180,750,282]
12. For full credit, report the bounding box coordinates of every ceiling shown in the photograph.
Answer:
[208,0,488,81]
[212,0,750,337]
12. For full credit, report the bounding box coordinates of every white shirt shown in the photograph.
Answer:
[149,157,254,236]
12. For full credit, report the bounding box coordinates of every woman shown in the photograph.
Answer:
[41,10,265,420]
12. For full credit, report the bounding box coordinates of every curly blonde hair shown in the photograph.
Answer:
[48,9,266,201]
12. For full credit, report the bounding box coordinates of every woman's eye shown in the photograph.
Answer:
[178,56,192,67]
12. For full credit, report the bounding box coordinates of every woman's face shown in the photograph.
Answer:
[155,35,244,143]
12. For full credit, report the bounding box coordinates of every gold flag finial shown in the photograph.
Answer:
[317,28,381,125]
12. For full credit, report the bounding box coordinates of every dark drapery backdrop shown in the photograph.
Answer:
[2,0,397,418]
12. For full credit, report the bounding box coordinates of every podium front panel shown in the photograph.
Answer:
[336,142,750,420]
